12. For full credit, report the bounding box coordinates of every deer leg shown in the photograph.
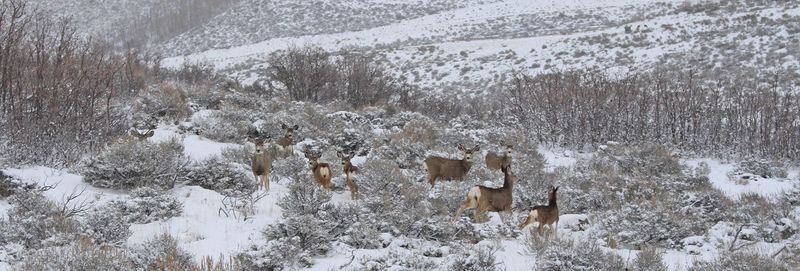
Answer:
[428,174,437,188]
[537,224,545,237]
[253,172,261,190]
[347,177,358,200]
[261,174,269,191]
[453,195,477,222]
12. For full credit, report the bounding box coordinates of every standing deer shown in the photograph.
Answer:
[304,150,332,191]
[337,152,360,200]
[130,129,154,141]
[423,144,480,188]
[485,143,513,173]
[453,165,519,223]
[248,134,274,191]
[276,123,299,157]
[518,186,560,237]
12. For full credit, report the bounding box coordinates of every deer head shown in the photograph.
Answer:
[248,135,272,154]
[502,142,513,157]
[337,151,354,167]
[457,144,480,161]
[280,123,300,140]
[304,150,322,169]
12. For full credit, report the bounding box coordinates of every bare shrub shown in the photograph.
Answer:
[0,1,147,166]
[734,158,789,178]
[266,46,338,103]
[1,190,78,249]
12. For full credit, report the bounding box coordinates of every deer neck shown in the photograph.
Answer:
[548,193,558,207]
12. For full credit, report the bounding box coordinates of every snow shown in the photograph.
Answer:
[685,158,797,199]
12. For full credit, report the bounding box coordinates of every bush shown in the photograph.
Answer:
[109,187,183,224]
[80,206,131,246]
[192,110,254,143]
[534,239,625,271]
[80,139,190,189]
[18,240,133,270]
[735,158,788,178]
[185,156,256,196]
[129,233,195,270]
[239,215,330,269]
[447,244,499,271]
[357,247,438,271]
[0,191,77,249]
[133,83,192,122]
[631,246,667,271]
[276,179,332,218]
[688,250,789,271]
[270,155,309,181]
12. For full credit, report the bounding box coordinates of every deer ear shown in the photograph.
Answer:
[281,123,288,129]
[337,152,344,158]
[144,130,154,137]
[472,145,480,152]
[293,125,299,131]
[457,144,465,151]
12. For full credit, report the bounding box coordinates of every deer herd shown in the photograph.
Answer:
[134,124,560,237]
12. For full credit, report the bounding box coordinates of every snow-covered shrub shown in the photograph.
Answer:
[534,239,625,271]
[372,139,429,169]
[271,154,313,182]
[18,240,133,270]
[238,236,312,270]
[277,179,332,218]
[80,206,131,246]
[193,110,254,143]
[110,187,183,224]
[593,143,683,177]
[185,156,255,196]
[133,83,192,122]
[687,250,788,271]
[358,158,454,239]
[129,233,194,270]
[221,144,255,166]
[447,244,499,271]
[80,138,190,189]
[631,246,667,271]
[596,190,727,249]
[339,221,382,249]
[357,247,437,271]
[240,215,330,269]
[0,191,77,249]
[734,158,788,178]
[264,214,332,255]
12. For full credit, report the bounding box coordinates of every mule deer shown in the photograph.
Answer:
[453,165,519,223]
[248,134,274,191]
[337,152,360,200]
[130,129,154,140]
[276,123,299,157]
[485,143,513,173]
[304,150,332,191]
[423,144,480,188]
[518,186,560,237]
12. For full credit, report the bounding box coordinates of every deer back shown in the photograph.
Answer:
[425,156,472,178]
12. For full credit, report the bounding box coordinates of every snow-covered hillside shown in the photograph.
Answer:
[161,0,800,93]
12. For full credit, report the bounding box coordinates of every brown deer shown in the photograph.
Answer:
[518,186,560,237]
[337,152,360,200]
[452,165,519,223]
[249,134,274,191]
[423,144,480,188]
[275,123,299,157]
[130,129,154,141]
[485,143,513,173]
[304,150,332,191]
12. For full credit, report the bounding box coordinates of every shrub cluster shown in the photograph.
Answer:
[80,139,190,189]
[109,187,183,224]
[185,156,256,196]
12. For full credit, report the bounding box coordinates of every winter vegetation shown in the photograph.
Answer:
[1,0,799,270]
